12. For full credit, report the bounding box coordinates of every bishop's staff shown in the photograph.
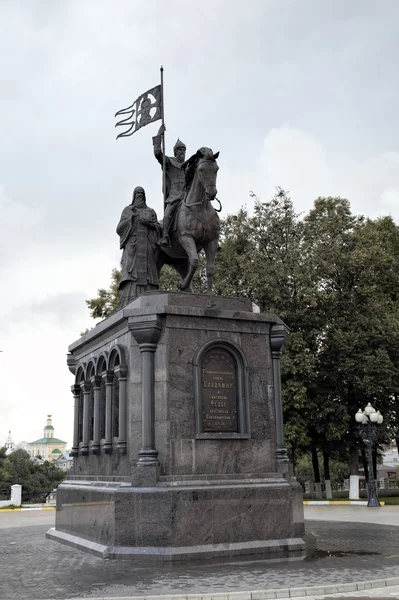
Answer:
[114,66,167,207]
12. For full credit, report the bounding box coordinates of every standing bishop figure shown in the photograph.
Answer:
[116,186,161,309]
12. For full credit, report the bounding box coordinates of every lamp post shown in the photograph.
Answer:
[355,403,383,508]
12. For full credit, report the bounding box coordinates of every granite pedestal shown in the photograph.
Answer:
[47,292,305,560]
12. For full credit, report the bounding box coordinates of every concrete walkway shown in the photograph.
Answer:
[304,505,399,526]
[1,506,399,600]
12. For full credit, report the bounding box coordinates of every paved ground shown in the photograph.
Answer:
[1,507,399,600]
[305,505,399,526]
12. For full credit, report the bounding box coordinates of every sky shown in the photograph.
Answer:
[1,0,399,448]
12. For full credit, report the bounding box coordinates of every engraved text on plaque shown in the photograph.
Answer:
[201,349,237,432]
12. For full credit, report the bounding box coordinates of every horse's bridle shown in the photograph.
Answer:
[182,155,222,214]
[184,192,222,211]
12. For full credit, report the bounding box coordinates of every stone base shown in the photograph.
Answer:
[60,292,305,561]
[46,527,305,561]
[48,476,305,561]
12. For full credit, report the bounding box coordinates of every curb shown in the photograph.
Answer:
[42,575,399,600]
[0,506,55,512]
[304,500,385,506]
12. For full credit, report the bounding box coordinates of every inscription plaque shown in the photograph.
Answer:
[201,348,237,432]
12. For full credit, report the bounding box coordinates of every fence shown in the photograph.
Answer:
[304,477,399,499]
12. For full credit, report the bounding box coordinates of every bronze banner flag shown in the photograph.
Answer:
[115,85,162,139]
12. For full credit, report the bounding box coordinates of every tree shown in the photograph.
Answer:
[300,200,399,475]
[214,190,341,472]
[84,190,399,481]
[0,449,65,503]
[86,268,121,320]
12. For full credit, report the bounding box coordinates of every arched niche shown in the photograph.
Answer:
[96,355,108,440]
[86,361,95,380]
[193,340,250,439]
[96,353,109,376]
[109,344,126,369]
[75,365,86,384]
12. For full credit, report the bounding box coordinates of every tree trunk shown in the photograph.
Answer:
[290,445,297,476]
[323,450,332,499]
[372,448,377,481]
[311,447,322,499]
[311,447,321,482]
[349,446,359,475]
[323,450,331,480]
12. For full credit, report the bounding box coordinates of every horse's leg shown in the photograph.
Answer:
[173,258,193,293]
[204,238,219,294]
[156,248,166,282]
[177,235,198,291]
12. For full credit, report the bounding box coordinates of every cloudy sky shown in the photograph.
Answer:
[1,0,399,448]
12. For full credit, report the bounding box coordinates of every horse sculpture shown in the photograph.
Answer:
[157,147,220,293]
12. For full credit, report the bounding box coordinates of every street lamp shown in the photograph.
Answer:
[355,404,383,507]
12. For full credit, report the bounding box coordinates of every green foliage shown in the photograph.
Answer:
[380,497,399,505]
[84,188,399,480]
[303,204,399,460]
[86,268,121,320]
[295,453,349,488]
[0,449,65,503]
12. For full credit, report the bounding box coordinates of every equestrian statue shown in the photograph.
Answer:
[115,73,221,296]
[153,125,221,293]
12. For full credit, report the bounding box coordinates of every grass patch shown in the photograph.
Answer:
[378,496,399,505]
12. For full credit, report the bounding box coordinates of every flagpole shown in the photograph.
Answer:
[160,65,167,210]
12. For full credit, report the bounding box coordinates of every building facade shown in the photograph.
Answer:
[4,431,14,455]
[29,415,67,461]
[383,442,399,468]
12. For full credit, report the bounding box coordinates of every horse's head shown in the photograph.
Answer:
[183,147,220,201]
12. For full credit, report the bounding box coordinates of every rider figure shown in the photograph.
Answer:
[152,124,186,247]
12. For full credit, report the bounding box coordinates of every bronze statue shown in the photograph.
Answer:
[152,124,187,246]
[157,147,221,293]
[115,74,221,297]
[117,187,161,308]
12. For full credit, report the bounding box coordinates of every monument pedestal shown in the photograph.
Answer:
[47,292,305,560]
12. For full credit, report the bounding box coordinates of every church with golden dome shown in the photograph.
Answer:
[29,415,67,462]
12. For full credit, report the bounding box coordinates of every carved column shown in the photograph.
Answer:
[115,365,128,454]
[81,381,91,456]
[70,384,81,457]
[103,371,114,454]
[270,323,290,473]
[129,316,162,466]
[91,375,102,455]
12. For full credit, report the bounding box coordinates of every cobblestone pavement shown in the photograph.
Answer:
[1,509,399,600]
